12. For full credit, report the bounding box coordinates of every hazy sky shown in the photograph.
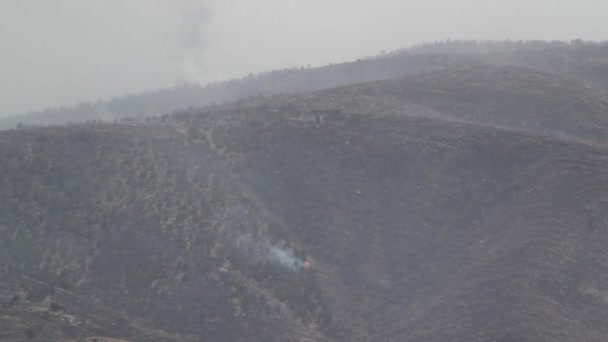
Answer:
[1,0,608,117]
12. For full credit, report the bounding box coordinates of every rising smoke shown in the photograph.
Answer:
[219,202,308,271]
[178,5,209,84]
[267,244,307,270]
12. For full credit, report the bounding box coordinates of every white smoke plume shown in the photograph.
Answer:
[219,202,308,271]
[267,244,307,270]
[178,5,210,84]
[180,51,207,84]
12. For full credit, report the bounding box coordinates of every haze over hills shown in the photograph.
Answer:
[3,44,608,341]
[220,64,608,144]
[3,40,608,130]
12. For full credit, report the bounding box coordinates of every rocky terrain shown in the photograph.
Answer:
[2,61,608,341]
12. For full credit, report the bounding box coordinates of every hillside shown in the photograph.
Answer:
[3,40,608,129]
[326,65,608,142]
[0,123,332,342]
[3,63,608,340]
[210,64,608,143]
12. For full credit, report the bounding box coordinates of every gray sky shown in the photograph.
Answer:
[1,0,608,117]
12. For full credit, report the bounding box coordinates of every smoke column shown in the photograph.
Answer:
[267,244,306,270]
[220,204,308,271]
[179,5,209,84]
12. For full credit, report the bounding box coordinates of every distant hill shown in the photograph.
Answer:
[3,62,608,340]
[327,65,608,142]
[3,40,608,130]
[209,64,608,143]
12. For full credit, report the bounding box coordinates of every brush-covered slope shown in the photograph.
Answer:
[207,111,608,341]
[2,65,608,341]
[0,124,330,342]
[216,64,608,143]
[319,65,608,142]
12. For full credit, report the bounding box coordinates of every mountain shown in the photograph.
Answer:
[2,40,608,130]
[3,62,608,341]
[322,65,608,142]
[210,64,608,143]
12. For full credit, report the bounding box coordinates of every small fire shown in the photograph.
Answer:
[304,259,312,269]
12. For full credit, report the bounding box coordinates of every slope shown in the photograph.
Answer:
[0,124,330,341]
[212,64,608,143]
[205,110,608,341]
[326,65,608,142]
[2,66,608,340]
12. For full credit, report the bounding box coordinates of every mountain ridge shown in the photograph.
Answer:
[3,40,608,130]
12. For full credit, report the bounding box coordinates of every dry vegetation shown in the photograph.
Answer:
[2,47,608,341]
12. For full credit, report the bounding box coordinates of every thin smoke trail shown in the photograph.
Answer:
[267,244,306,270]
[220,204,310,271]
